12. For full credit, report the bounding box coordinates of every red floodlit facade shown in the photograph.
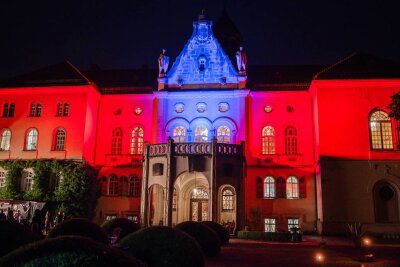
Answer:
[1,15,400,235]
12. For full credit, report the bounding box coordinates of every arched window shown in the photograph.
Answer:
[111,128,123,154]
[108,175,119,195]
[285,126,298,154]
[217,126,231,143]
[173,126,186,143]
[53,128,66,151]
[131,127,144,154]
[1,129,11,151]
[222,188,234,211]
[370,110,393,150]
[23,171,34,191]
[262,126,275,154]
[129,175,140,197]
[287,176,299,199]
[194,125,208,142]
[26,128,38,151]
[264,176,275,198]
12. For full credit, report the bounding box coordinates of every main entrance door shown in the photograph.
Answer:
[190,188,208,222]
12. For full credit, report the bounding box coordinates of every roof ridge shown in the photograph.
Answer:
[64,60,93,85]
[313,51,359,79]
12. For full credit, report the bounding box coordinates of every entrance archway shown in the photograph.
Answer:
[190,188,209,222]
[373,180,400,223]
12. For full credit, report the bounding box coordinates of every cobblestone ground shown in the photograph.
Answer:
[206,238,400,267]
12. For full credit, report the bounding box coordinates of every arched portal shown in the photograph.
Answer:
[190,188,209,222]
[148,184,165,226]
[373,180,400,223]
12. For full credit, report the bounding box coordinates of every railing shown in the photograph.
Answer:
[174,143,212,155]
[105,154,143,165]
[147,142,242,157]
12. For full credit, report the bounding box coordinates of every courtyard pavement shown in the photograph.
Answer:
[206,236,400,267]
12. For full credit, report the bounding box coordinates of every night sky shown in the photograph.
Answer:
[0,0,399,79]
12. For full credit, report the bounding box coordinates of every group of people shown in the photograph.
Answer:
[221,220,236,234]
[0,208,67,236]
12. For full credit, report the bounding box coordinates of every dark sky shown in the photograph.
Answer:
[0,0,399,79]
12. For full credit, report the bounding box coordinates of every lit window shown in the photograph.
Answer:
[284,126,298,154]
[108,175,119,195]
[222,188,234,211]
[106,214,117,221]
[370,110,393,150]
[172,188,177,211]
[129,175,140,197]
[218,102,229,112]
[1,129,11,151]
[0,171,5,188]
[131,127,144,154]
[264,218,276,232]
[196,102,206,113]
[54,128,66,151]
[262,126,275,154]
[173,126,186,143]
[127,215,138,223]
[195,125,208,142]
[264,105,272,113]
[26,128,38,151]
[111,128,123,154]
[217,126,230,143]
[287,176,299,199]
[264,176,275,198]
[288,218,300,231]
[23,171,34,191]
[135,107,142,115]
[175,103,184,113]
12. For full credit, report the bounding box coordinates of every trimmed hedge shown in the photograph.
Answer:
[101,218,140,243]
[201,221,230,244]
[0,220,42,257]
[119,226,205,267]
[47,218,109,244]
[237,230,292,242]
[175,221,221,257]
[0,236,145,267]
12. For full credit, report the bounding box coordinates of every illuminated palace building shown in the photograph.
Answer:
[1,12,400,234]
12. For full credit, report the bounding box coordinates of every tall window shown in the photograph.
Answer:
[173,126,186,143]
[2,103,15,118]
[111,128,123,154]
[121,176,128,196]
[30,103,36,117]
[217,126,230,143]
[222,188,234,211]
[36,103,42,116]
[29,103,42,117]
[57,102,69,116]
[262,126,275,154]
[108,175,119,195]
[57,102,63,116]
[63,103,69,116]
[23,171,34,191]
[264,218,276,232]
[1,129,11,151]
[53,128,66,151]
[129,175,140,196]
[288,218,300,231]
[370,110,393,150]
[264,176,275,198]
[0,171,5,188]
[287,176,299,199]
[131,127,144,154]
[194,125,208,142]
[26,128,38,151]
[285,126,298,154]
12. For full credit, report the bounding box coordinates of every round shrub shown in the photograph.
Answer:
[175,221,221,257]
[101,218,140,243]
[119,226,205,267]
[0,220,42,257]
[201,221,230,244]
[47,218,108,244]
[0,236,145,267]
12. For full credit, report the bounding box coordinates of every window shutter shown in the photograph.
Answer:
[256,177,262,198]
[299,176,306,198]
[276,177,286,198]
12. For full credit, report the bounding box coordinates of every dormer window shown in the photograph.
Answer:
[198,55,206,71]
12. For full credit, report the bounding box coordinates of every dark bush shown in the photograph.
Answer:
[47,218,108,244]
[237,230,292,242]
[201,221,230,244]
[101,218,140,243]
[0,236,145,267]
[175,221,221,257]
[119,226,205,267]
[0,220,42,257]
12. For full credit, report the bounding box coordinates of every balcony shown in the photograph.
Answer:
[147,142,243,157]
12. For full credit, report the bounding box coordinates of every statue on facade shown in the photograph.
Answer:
[235,46,247,73]
[158,49,169,77]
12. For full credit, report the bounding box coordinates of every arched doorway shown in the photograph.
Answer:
[190,188,209,222]
[148,184,165,226]
[373,181,400,223]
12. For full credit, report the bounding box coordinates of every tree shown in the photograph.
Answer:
[388,92,400,120]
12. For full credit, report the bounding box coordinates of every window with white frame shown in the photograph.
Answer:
[26,128,38,151]
[0,171,5,188]
[130,127,144,154]
[106,214,117,221]
[194,125,208,142]
[108,175,119,195]
[173,126,186,143]
[262,126,275,154]
[1,129,11,151]
[264,176,275,198]
[284,126,298,154]
[217,125,230,143]
[222,188,234,211]
[127,215,138,223]
[23,171,34,191]
[370,110,393,150]
[288,218,300,231]
[286,176,299,199]
[54,128,66,151]
[264,218,276,232]
[111,128,123,154]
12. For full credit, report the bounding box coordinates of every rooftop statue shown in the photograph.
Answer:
[158,49,169,77]
[236,46,247,74]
